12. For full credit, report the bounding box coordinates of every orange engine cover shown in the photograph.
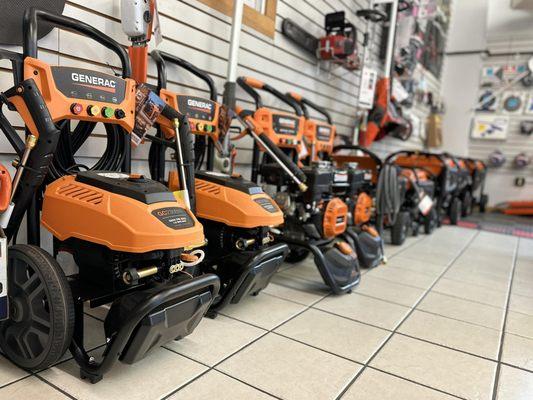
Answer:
[41,175,205,253]
[193,173,284,229]
[323,198,348,238]
[354,192,372,226]
[168,171,284,228]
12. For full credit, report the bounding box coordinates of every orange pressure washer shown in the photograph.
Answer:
[143,51,289,316]
[386,151,463,225]
[238,76,361,294]
[0,8,220,383]
[286,92,384,268]
[332,146,414,245]
[384,153,439,236]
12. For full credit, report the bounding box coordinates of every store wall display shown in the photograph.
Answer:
[476,90,499,112]
[501,91,526,114]
[514,152,531,168]
[520,120,533,135]
[488,150,507,167]
[471,115,510,140]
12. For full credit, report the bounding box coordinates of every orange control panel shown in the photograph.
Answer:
[304,119,336,158]
[251,108,305,150]
[158,89,221,142]
[11,58,136,137]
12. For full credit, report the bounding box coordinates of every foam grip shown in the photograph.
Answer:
[287,92,303,102]
[243,77,265,89]
[0,165,11,212]
[258,132,307,183]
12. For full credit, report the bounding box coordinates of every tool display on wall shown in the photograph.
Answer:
[488,149,507,167]
[358,0,413,147]
[514,152,531,168]
[282,11,361,71]
[501,91,526,114]
[471,115,509,140]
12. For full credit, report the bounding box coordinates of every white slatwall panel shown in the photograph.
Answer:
[468,54,533,205]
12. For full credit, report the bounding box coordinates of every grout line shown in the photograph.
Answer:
[212,369,284,400]
[491,237,521,400]
[500,361,533,376]
[160,291,331,399]
[33,374,78,400]
[161,346,283,399]
[335,231,481,400]
[365,366,468,400]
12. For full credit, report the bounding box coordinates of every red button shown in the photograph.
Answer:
[70,103,83,115]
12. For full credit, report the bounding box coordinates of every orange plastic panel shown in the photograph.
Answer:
[194,178,283,228]
[323,198,348,238]
[158,88,220,142]
[251,108,305,151]
[13,58,136,137]
[41,175,204,253]
[303,119,336,160]
[0,165,11,212]
[354,192,372,225]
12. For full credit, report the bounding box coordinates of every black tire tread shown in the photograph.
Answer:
[2,245,74,370]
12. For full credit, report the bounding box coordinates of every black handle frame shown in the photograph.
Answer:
[23,8,131,78]
[289,94,332,124]
[332,144,383,168]
[237,77,303,116]
[151,50,217,102]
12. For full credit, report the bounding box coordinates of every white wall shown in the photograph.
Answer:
[441,0,533,206]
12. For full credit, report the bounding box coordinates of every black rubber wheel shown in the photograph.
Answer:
[461,191,473,217]
[479,194,488,213]
[285,247,310,264]
[391,211,410,245]
[0,245,74,370]
[449,198,462,225]
[424,208,438,234]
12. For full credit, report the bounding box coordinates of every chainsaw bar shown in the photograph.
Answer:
[282,19,318,55]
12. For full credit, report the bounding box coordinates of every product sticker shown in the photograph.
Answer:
[132,84,167,147]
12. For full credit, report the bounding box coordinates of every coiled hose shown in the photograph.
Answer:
[375,164,401,233]
[48,121,127,180]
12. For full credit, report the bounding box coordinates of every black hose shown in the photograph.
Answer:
[48,121,127,181]
[375,164,401,233]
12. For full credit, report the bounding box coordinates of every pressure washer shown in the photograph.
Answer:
[385,151,462,225]
[285,92,384,268]
[332,146,415,245]
[145,51,291,315]
[118,0,291,315]
[0,8,220,382]
[237,76,361,294]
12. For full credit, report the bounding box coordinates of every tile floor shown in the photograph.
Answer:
[1,226,533,399]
